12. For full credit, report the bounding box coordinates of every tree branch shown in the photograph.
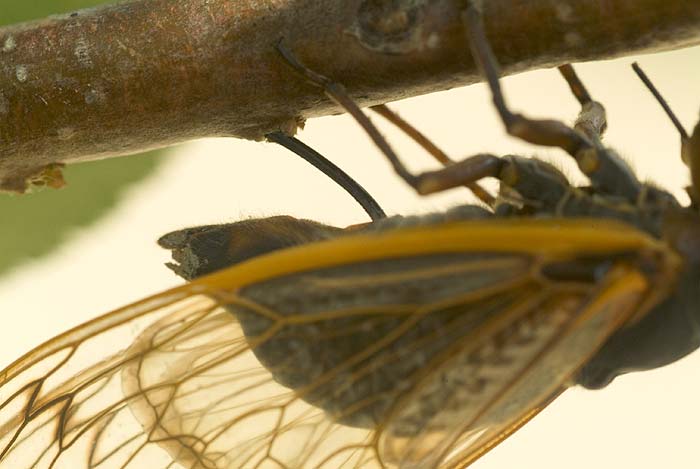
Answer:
[0,0,699,192]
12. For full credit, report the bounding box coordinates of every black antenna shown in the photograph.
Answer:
[266,131,386,221]
[632,62,689,140]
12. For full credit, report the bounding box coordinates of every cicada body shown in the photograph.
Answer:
[0,213,684,468]
[2,1,700,468]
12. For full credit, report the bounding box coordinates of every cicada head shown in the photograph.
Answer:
[577,68,700,389]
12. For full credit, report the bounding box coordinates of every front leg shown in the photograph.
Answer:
[462,0,642,202]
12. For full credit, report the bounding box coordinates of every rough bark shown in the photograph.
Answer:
[0,0,699,192]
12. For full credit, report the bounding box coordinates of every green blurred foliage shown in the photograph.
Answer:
[1,0,109,25]
[0,0,163,276]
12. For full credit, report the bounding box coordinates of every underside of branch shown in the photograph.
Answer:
[0,0,699,192]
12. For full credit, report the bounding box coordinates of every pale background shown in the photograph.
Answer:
[1,45,699,468]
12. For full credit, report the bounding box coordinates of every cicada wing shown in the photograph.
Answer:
[120,255,656,469]
[119,252,537,469]
[0,220,677,469]
[121,307,379,469]
[0,287,211,468]
[378,267,651,469]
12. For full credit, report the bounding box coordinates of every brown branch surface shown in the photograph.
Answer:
[0,0,699,192]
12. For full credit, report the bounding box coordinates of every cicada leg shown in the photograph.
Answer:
[277,44,587,213]
[266,131,386,221]
[274,9,642,208]
[557,64,607,142]
[275,41,573,206]
[275,40,509,205]
[369,103,495,205]
[462,1,642,201]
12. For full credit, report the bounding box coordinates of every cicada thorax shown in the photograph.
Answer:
[506,177,700,389]
[577,264,700,388]
[577,207,700,389]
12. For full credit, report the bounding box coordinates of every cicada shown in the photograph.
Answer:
[0,2,698,468]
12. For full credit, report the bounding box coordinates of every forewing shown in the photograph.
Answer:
[0,287,211,467]
[0,220,674,469]
[379,266,652,468]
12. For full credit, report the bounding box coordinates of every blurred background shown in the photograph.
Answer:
[1,1,699,468]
